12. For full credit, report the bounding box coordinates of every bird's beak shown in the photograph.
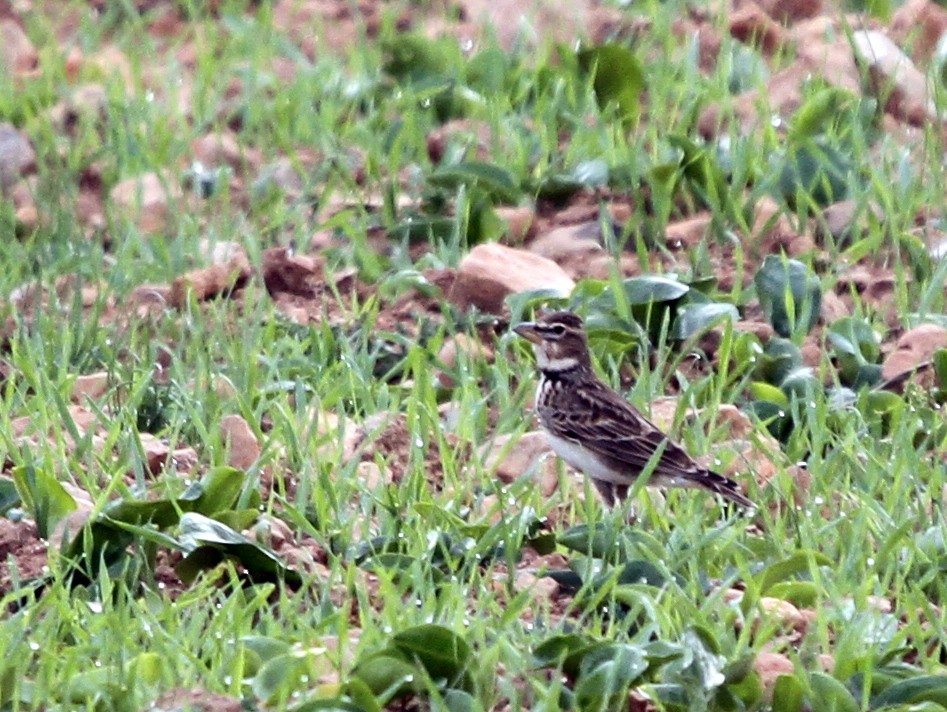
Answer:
[513,322,542,344]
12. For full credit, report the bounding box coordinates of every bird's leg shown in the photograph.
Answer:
[593,481,637,524]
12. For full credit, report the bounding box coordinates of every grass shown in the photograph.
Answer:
[2,0,947,710]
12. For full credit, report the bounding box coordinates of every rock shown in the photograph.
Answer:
[882,323,947,379]
[513,571,560,602]
[480,431,558,497]
[109,172,182,235]
[729,1,788,54]
[261,247,325,298]
[50,483,96,547]
[191,130,258,173]
[820,199,881,243]
[528,222,603,261]
[0,19,37,76]
[138,433,199,476]
[495,205,535,244]
[0,123,35,189]
[48,84,109,132]
[853,30,935,124]
[170,246,251,307]
[757,0,822,23]
[758,597,807,632]
[753,652,795,700]
[220,414,260,470]
[71,372,111,402]
[819,290,849,323]
[449,243,575,314]
[436,333,493,388]
[891,0,947,63]
[665,212,713,251]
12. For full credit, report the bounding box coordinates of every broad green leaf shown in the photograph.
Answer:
[382,34,456,84]
[578,44,645,123]
[12,465,77,540]
[748,382,789,408]
[442,688,477,712]
[253,652,310,703]
[771,674,805,712]
[671,302,738,340]
[574,643,648,710]
[827,317,881,362]
[429,161,519,203]
[777,137,852,209]
[126,652,162,686]
[390,215,455,243]
[352,654,422,702]
[622,276,689,305]
[781,368,819,401]
[755,551,833,595]
[764,581,821,607]
[613,559,669,588]
[242,636,292,663]
[558,523,628,558]
[809,672,859,712]
[872,675,947,707]
[0,477,21,515]
[754,256,821,338]
[192,466,245,516]
[465,47,506,95]
[532,634,592,669]
[757,338,804,384]
[178,513,302,586]
[391,624,472,689]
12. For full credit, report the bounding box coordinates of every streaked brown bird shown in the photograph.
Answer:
[514,310,754,508]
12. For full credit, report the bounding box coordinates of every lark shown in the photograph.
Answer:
[514,310,753,508]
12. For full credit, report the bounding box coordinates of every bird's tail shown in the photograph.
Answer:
[687,469,755,508]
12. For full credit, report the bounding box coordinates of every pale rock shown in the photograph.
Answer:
[758,0,822,23]
[513,571,560,602]
[48,84,109,130]
[191,130,258,172]
[0,123,35,189]
[71,372,111,402]
[665,212,713,250]
[729,1,788,54]
[0,19,37,76]
[495,205,535,244]
[251,514,294,549]
[758,597,807,631]
[170,246,251,307]
[882,323,947,379]
[358,461,386,490]
[51,482,95,547]
[819,290,849,322]
[138,433,199,475]
[449,243,575,314]
[891,0,947,62]
[110,172,182,235]
[480,431,558,497]
[528,222,603,262]
[853,30,935,124]
[220,414,260,470]
[753,652,795,699]
[820,199,882,242]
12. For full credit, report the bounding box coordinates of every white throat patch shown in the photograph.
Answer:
[535,346,578,372]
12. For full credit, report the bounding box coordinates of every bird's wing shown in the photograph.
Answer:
[544,381,704,481]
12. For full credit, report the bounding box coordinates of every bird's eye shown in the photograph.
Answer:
[549,324,566,336]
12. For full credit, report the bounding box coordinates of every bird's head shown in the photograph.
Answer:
[514,310,591,373]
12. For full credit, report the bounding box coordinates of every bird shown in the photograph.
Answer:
[514,310,754,509]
